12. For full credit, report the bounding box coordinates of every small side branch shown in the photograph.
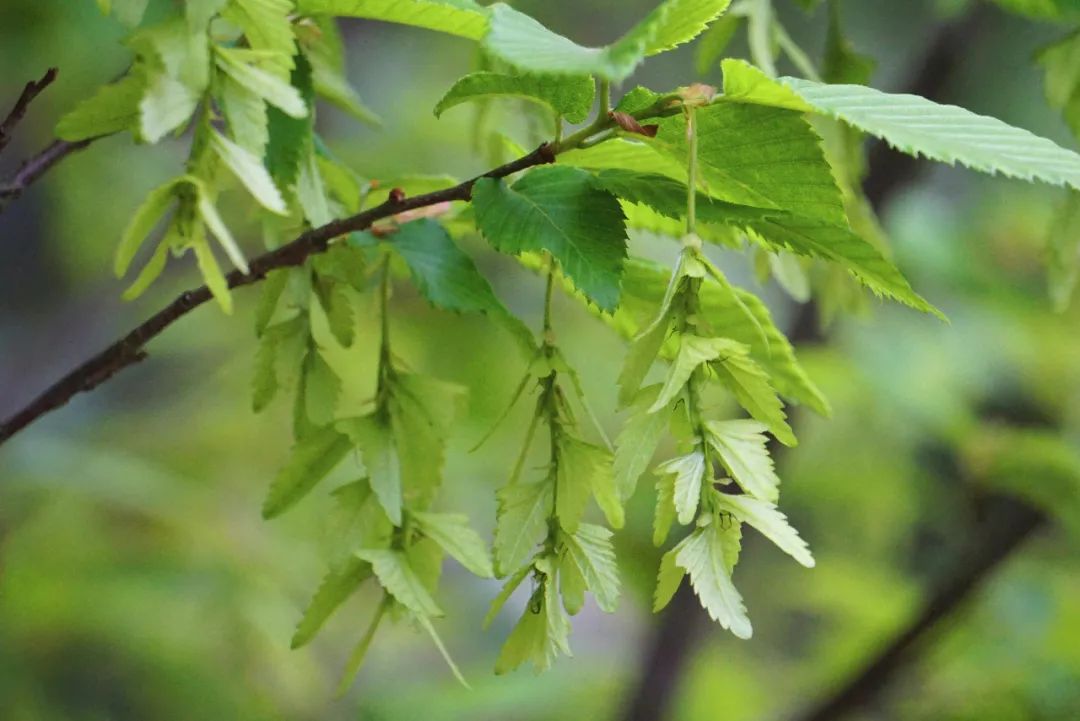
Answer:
[0,68,58,156]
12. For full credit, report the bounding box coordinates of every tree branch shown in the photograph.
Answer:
[0,68,97,214]
[0,138,94,212]
[0,68,58,156]
[0,142,558,445]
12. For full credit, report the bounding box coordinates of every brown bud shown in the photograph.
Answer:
[389,187,406,204]
[609,110,659,138]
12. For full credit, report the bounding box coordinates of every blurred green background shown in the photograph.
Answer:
[3,1,1080,719]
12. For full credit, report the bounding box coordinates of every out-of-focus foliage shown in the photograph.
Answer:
[3,0,1080,720]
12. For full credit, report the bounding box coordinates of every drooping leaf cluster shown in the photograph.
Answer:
[68,0,1080,684]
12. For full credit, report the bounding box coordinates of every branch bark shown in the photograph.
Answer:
[0,142,557,445]
[0,68,58,155]
[0,68,96,214]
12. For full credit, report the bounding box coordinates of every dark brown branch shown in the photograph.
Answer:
[0,142,556,445]
[0,68,58,156]
[0,138,93,212]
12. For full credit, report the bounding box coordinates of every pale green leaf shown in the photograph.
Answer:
[562,523,620,612]
[494,480,552,575]
[210,129,288,213]
[676,525,751,638]
[653,473,676,546]
[357,548,443,617]
[216,47,307,117]
[613,385,670,502]
[195,190,250,272]
[122,240,170,301]
[651,334,728,412]
[220,75,269,156]
[338,416,402,525]
[192,235,234,313]
[557,436,621,531]
[262,425,352,518]
[139,71,199,143]
[653,541,686,611]
[704,419,780,502]
[412,511,495,578]
[656,449,706,525]
[291,557,372,648]
[434,71,595,124]
[115,179,181,277]
[483,564,531,628]
[723,58,1080,191]
[709,338,796,447]
[716,494,814,568]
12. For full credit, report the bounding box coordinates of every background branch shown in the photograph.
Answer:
[0,68,95,214]
[0,68,58,156]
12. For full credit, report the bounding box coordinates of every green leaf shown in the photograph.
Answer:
[192,235,234,313]
[704,419,780,502]
[210,129,288,213]
[216,47,307,117]
[412,511,495,578]
[299,0,489,39]
[266,51,316,189]
[122,240,170,301]
[1038,31,1080,142]
[224,0,297,66]
[115,179,181,277]
[723,58,1080,191]
[1048,190,1080,311]
[748,215,938,315]
[676,524,751,638]
[653,474,677,546]
[473,166,628,312]
[716,494,814,568]
[559,138,689,181]
[618,300,674,407]
[220,75,269,156]
[617,258,829,414]
[357,548,443,617]
[651,101,848,225]
[291,557,372,648]
[140,70,199,143]
[558,548,587,615]
[561,523,620,612]
[494,593,546,674]
[482,0,732,83]
[434,71,595,124]
[252,329,280,412]
[494,480,552,576]
[613,385,670,502]
[483,564,531,628]
[391,219,508,315]
[195,188,250,272]
[557,436,621,531]
[651,334,727,412]
[338,416,402,525]
[653,540,686,611]
[262,425,352,518]
[656,449,706,525]
[56,71,145,141]
[310,55,381,125]
[416,615,470,688]
[709,338,796,447]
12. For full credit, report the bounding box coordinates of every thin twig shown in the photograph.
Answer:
[0,139,93,212]
[0,68,58,156]
[0,143,558,445]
